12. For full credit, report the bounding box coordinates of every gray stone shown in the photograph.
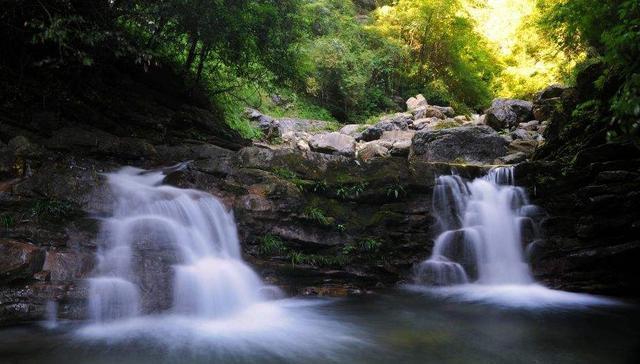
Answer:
[410,126,507,164]
[357,141,390,162]
[485,98,534,130]
[309,132,356,157]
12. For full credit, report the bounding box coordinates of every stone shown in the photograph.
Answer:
[511,128,533,140]
[406,94,428,111]
[518,120,540,131]
[410,125,508,164]
[309,132,356,157]
[534,84,567,101]
[0,240,45,283]
[485,98,534,130]
[359,114,410,142]
[7,136,44,159]
[358,141,390,162]
[509,139,538,155]
[339,124,365,137]
[495,152,528,165]
[412,117,440,130]
[533,97,562,122]
[42,250,94,282]
[413,106,446,120]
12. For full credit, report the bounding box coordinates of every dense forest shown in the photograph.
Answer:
[2,0,638,141]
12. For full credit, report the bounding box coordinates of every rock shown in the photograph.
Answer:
[7,136,44,159]
[434,106,456,118]
[485,98,534,130]
[533,97,562,122]
[379,130,414,157]
[42,250,94,282]
[309,132,356,157]
[519,120,540,131]
[358,141,390,162]
[413,106,446,120]
[511,128,533,140]
[495,152,528,165]
[534,84,567,101]
[406,94,428,112]
[509,139,538,155]
[410,125,508,164]
[412,117,440,130]
[0,240,45,283]
[359,114,410,142]
[339,124,365,137]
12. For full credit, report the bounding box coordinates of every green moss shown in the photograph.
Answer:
[433,120,461,130]
[287,251,350,268]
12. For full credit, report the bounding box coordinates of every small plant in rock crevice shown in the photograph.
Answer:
[385,181,407,199]
[303,206,332,226]
[30,199,75,220]
[258,234,288,256]
[335,182,368,200]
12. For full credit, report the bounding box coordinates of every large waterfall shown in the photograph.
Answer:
[88,166,269,322]
[411,167,618,308]
[79,166,358,357]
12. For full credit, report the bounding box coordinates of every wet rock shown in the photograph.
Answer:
[0,240,45,283]
[309,132,356,157]
[42,249,94,282]
[410,126,507,164]
[485,98,534,130]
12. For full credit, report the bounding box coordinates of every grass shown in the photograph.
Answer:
[303,206,332,226]
[271,167,307,191]
[287,251,349,268]
[1,214,15,229]
[258,234,288,256]
[335,182,368,200]
[433,120,462,130]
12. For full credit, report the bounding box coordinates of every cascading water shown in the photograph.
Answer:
[79,165,359,359]
[415,166,536,286]
[411,166,618,308]
[88,165,269,322]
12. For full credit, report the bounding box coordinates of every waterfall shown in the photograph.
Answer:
[87,165,272,323]
[415,166,538,286]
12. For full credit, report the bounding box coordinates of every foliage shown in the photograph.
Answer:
[335,182,368,199]
[1,214,15,230]
[258,234,288,256]
[385,180,407,199]
[371,0,502,111]
[303,207,332,226]
[271,167,307,191]
[538,0,640,143]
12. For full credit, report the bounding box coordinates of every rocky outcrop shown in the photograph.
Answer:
[410,126,508,164]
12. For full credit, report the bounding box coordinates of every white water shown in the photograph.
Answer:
[80,165,360,356]
[412,166,619,308]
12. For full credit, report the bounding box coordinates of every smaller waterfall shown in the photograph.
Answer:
[415,166,538,286]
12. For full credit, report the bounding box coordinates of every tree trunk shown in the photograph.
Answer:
[185,35,199,71]
[195,44,210,83]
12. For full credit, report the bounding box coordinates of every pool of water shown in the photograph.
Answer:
[1,289,638,364]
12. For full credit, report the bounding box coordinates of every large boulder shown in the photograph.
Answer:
[485,98,533,130]
[410,125,508,164]
[357,141,390,162]
[309,132,356,157]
